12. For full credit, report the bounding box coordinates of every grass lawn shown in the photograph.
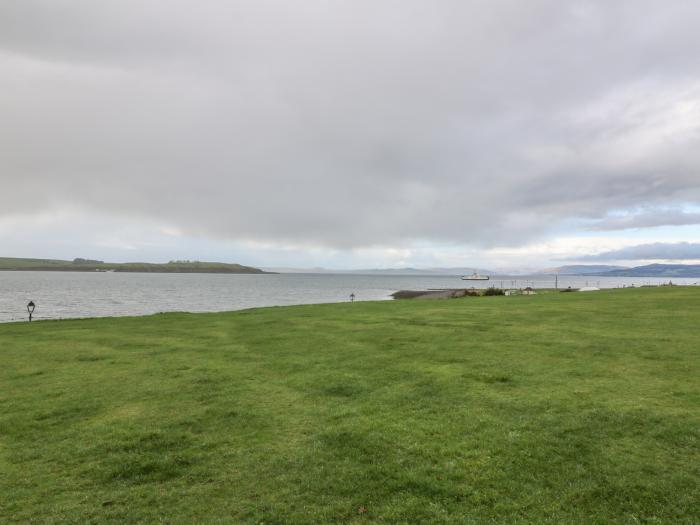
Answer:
[1,288,699,524]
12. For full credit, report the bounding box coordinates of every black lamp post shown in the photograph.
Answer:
[27,301,35,322]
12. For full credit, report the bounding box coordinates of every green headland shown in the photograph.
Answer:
[0,257,269,274]
[1,288,698,523]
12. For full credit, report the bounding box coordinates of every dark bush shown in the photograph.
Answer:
[483,287,505,296]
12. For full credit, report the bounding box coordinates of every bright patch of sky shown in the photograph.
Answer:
[3,209,700,271]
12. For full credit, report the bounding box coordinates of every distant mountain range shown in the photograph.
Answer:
[263,267,496,276]
[340,267,497,276]
[589,264,700,278]
[542,265,628,275]
[7,258,699,278]
[543,264,700,277]
[266,263,700,278]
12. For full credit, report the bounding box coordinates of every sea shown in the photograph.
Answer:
[1,271,698,323]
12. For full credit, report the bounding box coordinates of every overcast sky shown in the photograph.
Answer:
[2,1,699,270]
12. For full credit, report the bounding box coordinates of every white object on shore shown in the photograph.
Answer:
[579,286,600,292]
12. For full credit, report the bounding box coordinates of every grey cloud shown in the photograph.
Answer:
[2,1,700,249]
[580,242,700,261]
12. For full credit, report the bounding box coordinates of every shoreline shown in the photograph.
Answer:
[0,268,275,274]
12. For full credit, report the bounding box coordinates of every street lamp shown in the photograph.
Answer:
[27,301,35,322]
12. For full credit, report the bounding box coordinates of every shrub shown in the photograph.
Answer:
[483,287,505,296]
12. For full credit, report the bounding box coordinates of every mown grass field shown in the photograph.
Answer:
[1,288,699,524]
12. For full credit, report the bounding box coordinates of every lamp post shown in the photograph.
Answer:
[27,301,36,322]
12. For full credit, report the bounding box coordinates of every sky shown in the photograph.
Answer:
[2,1,700,271]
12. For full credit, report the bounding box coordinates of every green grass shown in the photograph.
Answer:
[1,288,699,524]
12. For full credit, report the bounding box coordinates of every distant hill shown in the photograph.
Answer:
[0,257,270,274]
[541,265,628,275]
[592,264,700,278]
[343,268,441,275]
[342,268,496,276]
[264,267,497,276]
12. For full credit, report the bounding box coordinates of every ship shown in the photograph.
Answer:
[461,271,490,281]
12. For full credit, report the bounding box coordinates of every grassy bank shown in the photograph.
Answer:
[1,288,699,523]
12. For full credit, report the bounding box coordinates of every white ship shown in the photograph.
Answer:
[461,271,490,281]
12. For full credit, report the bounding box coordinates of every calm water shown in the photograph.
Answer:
[1,271,698,323]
